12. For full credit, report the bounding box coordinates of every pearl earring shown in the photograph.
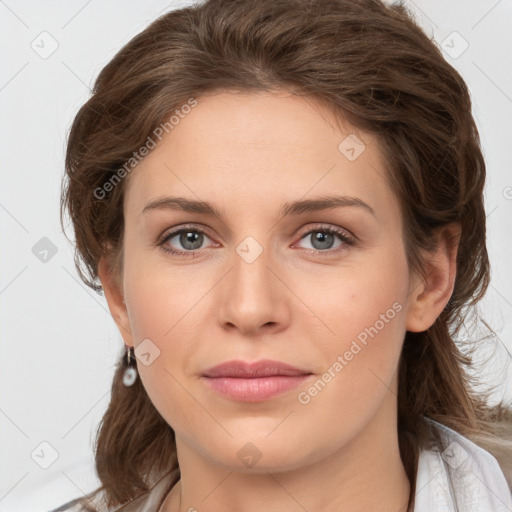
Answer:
[122,346,138,387]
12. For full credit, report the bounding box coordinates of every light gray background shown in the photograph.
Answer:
[1,1,511,510]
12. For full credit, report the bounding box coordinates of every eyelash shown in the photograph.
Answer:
[157,223,356,258]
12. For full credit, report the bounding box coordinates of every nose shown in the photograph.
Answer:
[216,240,290,336]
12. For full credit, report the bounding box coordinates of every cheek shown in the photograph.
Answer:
[292,268,407,445]
[124,253,206,340]
[122,260,208,423]
[303,250,409,379]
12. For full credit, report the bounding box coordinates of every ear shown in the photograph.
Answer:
[405,222,461,332]
[98,254,134,347]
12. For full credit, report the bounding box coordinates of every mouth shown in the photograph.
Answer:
[201,359,314,402]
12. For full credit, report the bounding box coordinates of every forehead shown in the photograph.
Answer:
[124,90,397,224]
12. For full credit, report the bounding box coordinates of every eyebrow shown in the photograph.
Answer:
[142,195,376,221]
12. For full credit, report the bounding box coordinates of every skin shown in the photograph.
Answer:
[98,90,460,512]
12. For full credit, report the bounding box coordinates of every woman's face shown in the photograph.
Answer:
[115,90,423,472]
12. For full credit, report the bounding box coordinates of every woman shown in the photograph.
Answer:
[54,0,512,510]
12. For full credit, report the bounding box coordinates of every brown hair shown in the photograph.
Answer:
[60,0,512,509]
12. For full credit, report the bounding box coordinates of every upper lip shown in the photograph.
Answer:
[202,359,311,378]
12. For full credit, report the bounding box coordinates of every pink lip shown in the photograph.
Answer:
[201,359,313,402]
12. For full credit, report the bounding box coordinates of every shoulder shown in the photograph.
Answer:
[414,416,512,511]
[463,414,512,491]
[47,489,105,512]
[48,469,179,512]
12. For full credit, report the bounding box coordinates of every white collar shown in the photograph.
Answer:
[414,417,512,511]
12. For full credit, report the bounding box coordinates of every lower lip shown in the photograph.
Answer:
[202,375,312,402]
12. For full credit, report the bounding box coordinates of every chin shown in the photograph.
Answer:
[195,430,318,474]
[213,447,311,474]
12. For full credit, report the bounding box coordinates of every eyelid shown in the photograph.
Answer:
[156,223,214,243]
[295,223,355,245]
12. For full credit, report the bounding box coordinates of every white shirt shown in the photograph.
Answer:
[50,417,512,512]
[414,417,512,511]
